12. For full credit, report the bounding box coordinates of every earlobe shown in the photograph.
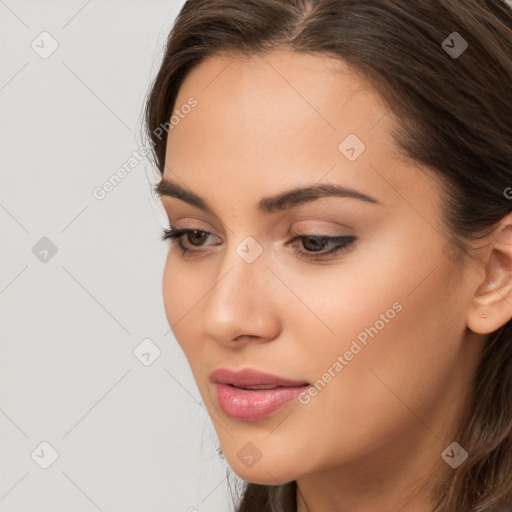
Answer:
[466,221,512,335]
[467,281,512,335]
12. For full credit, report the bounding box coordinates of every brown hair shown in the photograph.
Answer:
[144,1,512,511]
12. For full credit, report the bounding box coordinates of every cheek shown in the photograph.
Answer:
[293,223,457,375]
[162,257,200,352]
[161,255,228,386]
[162,259,180,328]
[279,239,462,439]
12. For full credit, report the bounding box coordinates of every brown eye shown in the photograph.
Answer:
[161,227,218,256]
[187,230,209,246]
[300,236,330,252]
[161,226,357,261]
[290,235,357,261]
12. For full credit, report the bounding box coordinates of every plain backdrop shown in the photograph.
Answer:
[0,1,235,511]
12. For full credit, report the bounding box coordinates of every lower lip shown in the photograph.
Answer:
[213,383,309,421]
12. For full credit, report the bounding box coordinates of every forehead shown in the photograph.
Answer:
[171,49,386,151]
[164,49,440,215]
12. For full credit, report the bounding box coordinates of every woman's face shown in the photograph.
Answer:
[158,49,486,485]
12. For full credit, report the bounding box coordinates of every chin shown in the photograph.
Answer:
[227,459,298,485]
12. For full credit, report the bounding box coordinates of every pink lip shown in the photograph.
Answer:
[210,367,310,421]
[214,383,309,420]
[209,367,309,388]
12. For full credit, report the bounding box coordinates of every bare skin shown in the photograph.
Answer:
[156,49,512,512]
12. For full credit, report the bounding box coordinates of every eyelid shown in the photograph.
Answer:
[166,227,349,243]
[167,223,221,242]
[296,216,350,224]
[162,223,357,263]
[168,219,353,242]
[169,218,215,232]
[290,224,353,239]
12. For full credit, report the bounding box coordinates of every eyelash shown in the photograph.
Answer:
[160,223,357,261]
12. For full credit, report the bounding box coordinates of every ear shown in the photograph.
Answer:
[467,216,512,335]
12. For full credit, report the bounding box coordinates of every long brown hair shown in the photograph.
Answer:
[144,1,512,511]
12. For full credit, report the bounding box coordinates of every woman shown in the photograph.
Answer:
[145,1,512,511]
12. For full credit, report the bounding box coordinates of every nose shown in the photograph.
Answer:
[199,240,281,347]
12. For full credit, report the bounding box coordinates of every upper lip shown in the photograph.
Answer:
[210,367,309,388]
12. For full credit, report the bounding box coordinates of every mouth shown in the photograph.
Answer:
[209,367,310,388]
[209,367,310,421]
[226,383,294,390]
[213,383,310,421]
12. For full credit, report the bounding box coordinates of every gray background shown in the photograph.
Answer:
[0,1,236,510]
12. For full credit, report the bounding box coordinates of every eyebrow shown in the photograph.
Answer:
[154,177,381,215]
